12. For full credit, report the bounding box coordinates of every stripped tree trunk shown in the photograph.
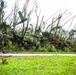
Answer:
[0,34,10,53]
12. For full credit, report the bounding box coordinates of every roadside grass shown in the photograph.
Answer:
[0,56,76,75]
[16,51,76,54]
[0,51,76,54]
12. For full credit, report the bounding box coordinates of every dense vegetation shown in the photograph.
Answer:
[0,0,76,53]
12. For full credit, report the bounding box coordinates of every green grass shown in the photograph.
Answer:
[0,56,76,75]
[0,51,76,54]
[17,51,76,54]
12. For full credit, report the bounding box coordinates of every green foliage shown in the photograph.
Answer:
[72,42,76,52]
[42,31,50,38]
[0,0,76,52]
[5,40,25,52]
[63,47,70,52]
[46,44,57,52]
[32,44,57,52]
[13,11,27,26]
[66,39,72,44]
[37,46,46,52]
[20,47,25,51]
[18,11,27,24]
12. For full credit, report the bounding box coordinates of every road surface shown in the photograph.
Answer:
[0,54,76,56]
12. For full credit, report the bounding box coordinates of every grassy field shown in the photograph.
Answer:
[0,56,76,75]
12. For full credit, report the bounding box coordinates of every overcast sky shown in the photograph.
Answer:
[5,0,76,30]
[5,0,76,14]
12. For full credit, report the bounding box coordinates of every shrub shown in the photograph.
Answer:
[32,46,47,52]
[46,44,57,52]
[32,44,57,52]
[20,47,25,51]
[63,47,70,52]
[5,41,24,51]
[38,46,46,52]
[72,43,76,52]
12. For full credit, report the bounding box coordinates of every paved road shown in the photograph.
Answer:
[0,54,76,56]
